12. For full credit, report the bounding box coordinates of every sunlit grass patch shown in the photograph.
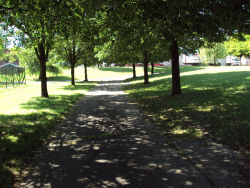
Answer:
[60,66,145,81]
[124,66,250,152]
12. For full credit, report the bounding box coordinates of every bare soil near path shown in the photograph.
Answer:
[19,81,250,188]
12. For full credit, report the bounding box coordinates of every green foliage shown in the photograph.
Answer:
[1,47,19,63]
[225,34,250,58]
[17,48,61,77]
[199,43,226,65]
[0,36,4,58]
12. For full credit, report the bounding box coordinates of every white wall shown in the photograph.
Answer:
[161,55,184,66]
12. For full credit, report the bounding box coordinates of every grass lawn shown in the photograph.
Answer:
[26,66,145,81]
[124,66,250,154]
[0,81,97,187]
[0,66,142,187]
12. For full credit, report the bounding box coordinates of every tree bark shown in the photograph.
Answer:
[170,39,182,95]
[40,59,49,97]
[84,62,88,82]
[71,62,75,86]
[132,63,136,78]
[35,42,49,98]
[151,62,154,75]
[143,51,149,84]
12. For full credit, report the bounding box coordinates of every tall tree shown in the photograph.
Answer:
[2,0,70,97]
[137,0,249,95]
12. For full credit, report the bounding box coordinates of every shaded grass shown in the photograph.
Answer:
[124,67,250,153]
[46,76,72,81]
[0,82,96,187]
[62,82,96,91]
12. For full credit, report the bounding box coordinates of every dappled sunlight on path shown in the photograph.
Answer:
[19,80,250,188]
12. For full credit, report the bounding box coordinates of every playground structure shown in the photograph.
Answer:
[0,63,26,88]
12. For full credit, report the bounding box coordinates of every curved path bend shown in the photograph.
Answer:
[20,81,249,188]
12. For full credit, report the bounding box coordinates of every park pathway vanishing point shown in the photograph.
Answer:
[20,81,250,188]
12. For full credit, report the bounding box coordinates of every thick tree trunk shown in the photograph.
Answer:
[143,51,149,84]
[71,63,75,86]
[40,59,49,98]
[35,42,49,98]
[151,62,154,75]
[170,40,182,95]
[132,63,136,78]
[84,62,88,82]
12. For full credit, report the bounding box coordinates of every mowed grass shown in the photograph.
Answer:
[124,66,250,153]
[26,66,145,81]
[65,66,145,81]
[0,81,96,187]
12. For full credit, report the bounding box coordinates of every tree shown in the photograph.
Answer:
[133,0,249,95]
[150,42,171,75]
[99,3,166,84]
[225,34,250,64]
[95,38,141,79]
[200,43,226,65]
[82,45,98,82]
[2,0,80,97]
[54,34,84,85]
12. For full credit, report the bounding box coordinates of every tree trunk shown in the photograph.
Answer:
[132,63,136,78]
[151,62,154,75]
[71,63,75,86]
[35,42,49,98]
[40,58,49,97]
[170,40,182,95]
[84,62,88,82]
[143,51,149,84]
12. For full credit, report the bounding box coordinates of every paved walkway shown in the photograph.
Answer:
[20,81,250,188]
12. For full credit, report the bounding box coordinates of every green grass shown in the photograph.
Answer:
[23,66,146,82]
[0,81,96,187]
[1,65,249,186]
[124,66,250,153]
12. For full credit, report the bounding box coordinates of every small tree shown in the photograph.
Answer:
[54,34,84,85]
[81,45,98,82]
[200,43,226,65]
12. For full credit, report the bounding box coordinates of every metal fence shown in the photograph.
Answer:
[0,63,26,88]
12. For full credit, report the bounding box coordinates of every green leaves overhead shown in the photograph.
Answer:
[225,34,250,58]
